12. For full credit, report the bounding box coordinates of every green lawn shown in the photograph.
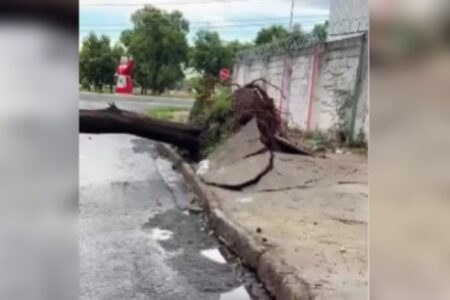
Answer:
[145,106,190,122]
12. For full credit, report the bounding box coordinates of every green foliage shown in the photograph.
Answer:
[120,29,133,48]
[79,33,120,92]
[189,84,232,157]
[183,75,202,92]
[224,40,253,69]
[188,84,209,126]
[226,40,253,54]
[254,25,289,45]
[191,30,228,77]
[204,89,232,155]
[81,77,90,91]
[145,106,187,121]
[292,24,302,34]
[312,22,328,42]
[209,87,232,123]
[190,30,253,78]
[123,5,189,94]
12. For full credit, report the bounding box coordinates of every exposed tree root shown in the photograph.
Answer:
[231,79,313,157]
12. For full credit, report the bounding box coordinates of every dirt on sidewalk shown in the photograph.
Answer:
[160,119,368,300]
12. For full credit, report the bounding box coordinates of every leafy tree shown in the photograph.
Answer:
[81,77,90,91]
[254,25,289,45]
[191,31,252,77]
[291,23,306,37]
[312,21,328,42]
[79,33,101,91]
[290,23,312,43]
[79,33,118,92]
[191,30,228,77]
[225,40,253,59]
[123,5,189,94]
[120,29,133,48]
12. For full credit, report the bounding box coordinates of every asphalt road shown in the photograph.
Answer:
[79,92,194,112]
[79,95,270,300]
[79,134,255,300]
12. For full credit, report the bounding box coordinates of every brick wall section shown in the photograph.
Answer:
[233,35,368,142]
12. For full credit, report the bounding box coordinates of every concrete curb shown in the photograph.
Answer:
[156,143,314,300]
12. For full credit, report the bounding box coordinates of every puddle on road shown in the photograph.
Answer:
[220,286,251,300]
[148,228,173,241]
[201,248,227,264]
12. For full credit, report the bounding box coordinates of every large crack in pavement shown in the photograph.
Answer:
[202,151,275,191]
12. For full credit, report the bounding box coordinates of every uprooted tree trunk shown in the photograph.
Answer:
[80,104,202,160]
[79,78,311,166]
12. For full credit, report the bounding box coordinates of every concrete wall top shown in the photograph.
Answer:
[235,35,365,65]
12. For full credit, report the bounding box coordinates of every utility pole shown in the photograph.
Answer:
[288,0,295,32]
[279,0,295,117]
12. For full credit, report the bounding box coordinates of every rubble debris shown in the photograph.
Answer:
[196,160,210,176]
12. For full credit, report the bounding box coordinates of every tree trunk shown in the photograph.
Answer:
[79,104,202,160]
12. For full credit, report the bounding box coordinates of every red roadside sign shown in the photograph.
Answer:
[219,68,230,81]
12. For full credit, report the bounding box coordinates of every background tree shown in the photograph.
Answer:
[290,23,312,43]
[120,29,133,49]
[123,5,189,94]
[79,33,102,91]
[189,30,226,108]
[254,25,289,45]
[225,40,253,59]
[191,30,229,77]
[312,21,328,42]
[191,32,252,77]
[79,33,118,92]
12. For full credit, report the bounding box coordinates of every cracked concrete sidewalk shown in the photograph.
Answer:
[159,120,368,299]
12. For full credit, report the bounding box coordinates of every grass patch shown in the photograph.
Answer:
[145,106,189,122]
[188,85,233,158]
[160,92,195,99]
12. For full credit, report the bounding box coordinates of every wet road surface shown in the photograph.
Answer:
[79,134,263,300]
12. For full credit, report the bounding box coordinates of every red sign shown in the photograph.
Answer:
[219,68,230,81]
[115,57,134,94]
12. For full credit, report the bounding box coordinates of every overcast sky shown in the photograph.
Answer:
[80,0,330,44]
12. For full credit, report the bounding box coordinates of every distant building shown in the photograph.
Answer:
[328,0,369,41]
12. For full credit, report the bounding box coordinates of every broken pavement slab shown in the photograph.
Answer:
[206,119,266,170]
[201,151,272,189]
[198,119,273,190]
[156,133,368,299]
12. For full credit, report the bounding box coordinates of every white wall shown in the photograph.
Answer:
[233,35,368,143]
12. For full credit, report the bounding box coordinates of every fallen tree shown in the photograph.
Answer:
[80,103,202,159]
[79,79,312,164]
